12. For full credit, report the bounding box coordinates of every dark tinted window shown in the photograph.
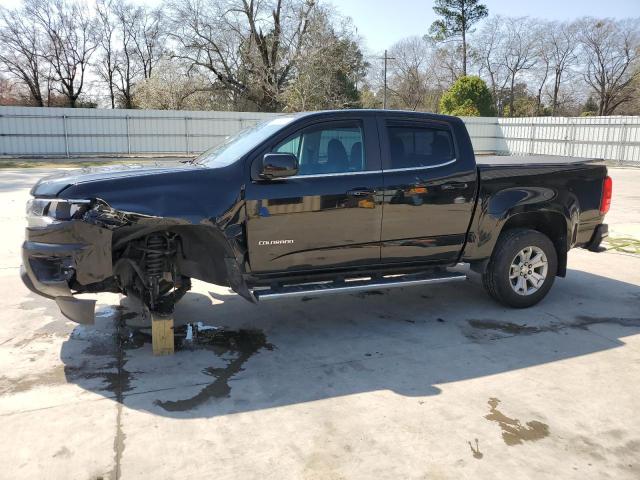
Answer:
[387,126,455,169]
[275,122,365,175]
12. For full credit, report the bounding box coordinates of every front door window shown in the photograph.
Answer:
[275,123,366,175]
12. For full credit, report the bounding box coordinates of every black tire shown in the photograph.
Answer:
[482,228,558,308]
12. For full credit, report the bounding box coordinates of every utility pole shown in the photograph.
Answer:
[369,50,395,109]
[382,50,395,109]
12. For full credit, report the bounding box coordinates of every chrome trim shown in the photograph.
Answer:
[288,170,381,180]
[285,158,456,179]
[384,158,457,173]
[253,273,467,301]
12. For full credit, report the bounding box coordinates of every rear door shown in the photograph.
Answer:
[245,115,384,274]
[379,116,478,264]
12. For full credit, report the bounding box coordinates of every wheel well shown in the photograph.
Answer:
[111,225,235,288]
[500,212,568,277]
[170,226,235,286]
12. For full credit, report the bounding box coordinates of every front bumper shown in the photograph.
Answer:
[21,220,113,324]
[585,223,609,252]
[20,264,96,324]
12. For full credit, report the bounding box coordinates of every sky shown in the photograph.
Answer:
[332,0,640,52]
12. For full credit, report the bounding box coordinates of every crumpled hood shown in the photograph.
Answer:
[30,163,196,197]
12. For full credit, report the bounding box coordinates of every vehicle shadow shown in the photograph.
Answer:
[60,268,640,419]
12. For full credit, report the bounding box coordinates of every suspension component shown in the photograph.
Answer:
[114,231,190,314]
[145,234,167,309]
[143,233,175,310]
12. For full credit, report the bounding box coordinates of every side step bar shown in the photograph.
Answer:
[252,271,467,301]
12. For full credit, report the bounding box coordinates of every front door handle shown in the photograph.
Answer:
[442,182,468,190]
[347,188,375,197]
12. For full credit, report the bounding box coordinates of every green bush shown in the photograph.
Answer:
[440,76,494,116]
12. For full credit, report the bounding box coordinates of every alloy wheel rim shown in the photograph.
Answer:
[509,246,548,296]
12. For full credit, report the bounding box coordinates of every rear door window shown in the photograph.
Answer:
[386,125,455,170]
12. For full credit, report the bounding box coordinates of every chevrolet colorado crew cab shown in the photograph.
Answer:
[21,110,612,324]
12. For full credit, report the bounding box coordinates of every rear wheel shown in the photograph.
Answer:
[482,228,558,308]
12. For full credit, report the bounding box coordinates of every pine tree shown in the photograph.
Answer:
[429,0,489,76]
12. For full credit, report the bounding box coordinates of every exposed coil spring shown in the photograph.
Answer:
[145,234,167,279]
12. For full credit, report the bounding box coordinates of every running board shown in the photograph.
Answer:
[252,271,467,301]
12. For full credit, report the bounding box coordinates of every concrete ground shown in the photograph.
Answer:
[0,166,639,480]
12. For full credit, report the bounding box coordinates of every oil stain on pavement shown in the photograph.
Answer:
[62,309,275,414]
[485,397,549,446]
[155,327,274,412]
[468,438,483,459]
[465,316,640,341]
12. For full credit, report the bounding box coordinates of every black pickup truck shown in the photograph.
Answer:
[21,110,611,324]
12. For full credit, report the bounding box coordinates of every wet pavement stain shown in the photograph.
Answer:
[62,312,143,480]
[466,316,640,340]
[65,322,144,397]
[155,328,274,412]
[485,398,549,446]
[353,290,385,298]
[0,365,67,395]
[64,310,275,414]
[52,446,72,458]
[469,319,546,335]
[13,320,73,348]
[105,318,133,480]
[468,438,483,459]
[573,316,640,329]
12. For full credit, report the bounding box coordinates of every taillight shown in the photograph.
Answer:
[600,176,612,215]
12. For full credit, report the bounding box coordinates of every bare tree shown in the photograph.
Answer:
[432,41,465,84]
[579,18,640,115]
[547,21,578,115]
[0,6,49,106]
[95,0,118,108]
[473,16,510,114]
[531,23,552,115]
[133,58,219,109]
[166,0,316,111]
[132,6,165,79]
[94,0,166,108]
[283,9,366,111]
[112,1,142,108]
[386,37,431,110]
[500,17,538,116]
[26,0,98,107]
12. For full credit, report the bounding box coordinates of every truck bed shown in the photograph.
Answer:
[477,154,601,166]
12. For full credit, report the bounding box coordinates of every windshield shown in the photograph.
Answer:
[194,116,297,167]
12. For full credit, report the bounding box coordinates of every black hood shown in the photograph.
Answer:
[31,161,244,225]
[30,163,197,197]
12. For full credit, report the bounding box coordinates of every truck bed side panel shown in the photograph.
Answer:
[463,162,607,262]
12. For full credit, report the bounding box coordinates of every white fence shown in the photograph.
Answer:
[1,106,639,165]
[0,106,275,157]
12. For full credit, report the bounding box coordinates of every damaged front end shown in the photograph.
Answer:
[22,198,116,324]
[21,198,194,324]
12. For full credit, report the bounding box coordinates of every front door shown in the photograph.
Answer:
[245,117,384,274]
[379,117,478,264]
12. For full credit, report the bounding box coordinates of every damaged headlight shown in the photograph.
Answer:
[26,198,92,228]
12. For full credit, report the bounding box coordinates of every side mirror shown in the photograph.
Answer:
[260,153,298,179]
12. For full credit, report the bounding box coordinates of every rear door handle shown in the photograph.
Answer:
[442,182,468,190]
[347,188,375,197]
